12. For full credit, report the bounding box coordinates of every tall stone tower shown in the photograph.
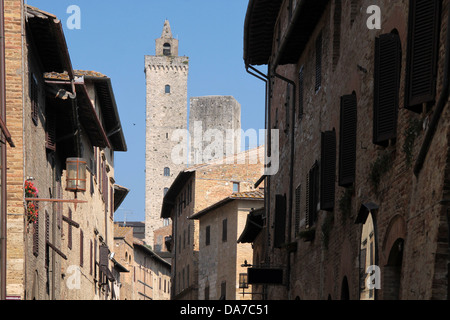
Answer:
[145,20,189,247]
[189,96,241,165]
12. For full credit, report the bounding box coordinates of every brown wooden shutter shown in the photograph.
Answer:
[339,94,357,187]
[405,0,442,112]
[273,194,287,248]
[31,75,38,126]
[295,185,301,236]
[222,219,227,242]
[33,210,39,257]
[80,229,84,267]
[68,208,72,250]
[45,211,49,269]
[315,32,323,92]
[90,240,93,275]
[373,33,401,146]
[298,66,304,119]
[307,162,320,227]
[45,108,56,151]
[321,130,336,211]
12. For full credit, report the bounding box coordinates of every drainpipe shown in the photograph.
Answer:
[414,9,450,177]
[272,70,296,294]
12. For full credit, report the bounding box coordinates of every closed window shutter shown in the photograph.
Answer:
[405,0,442,112]
[45,108,56,151]
[298,67,304,119]
[307,162,320,228]
[315,32,323,92]
[373,33,401,146]
[45,211,49,269]
[68,208,72,250]
[31,74,38,126]
[33,210,39,257]
[339,94,357,187]
[273,194,287,248]
[321,130,336,211]
[295,185,301,236]
[80,229,84,267]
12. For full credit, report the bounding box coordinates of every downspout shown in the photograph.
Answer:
[272,70,296,294]
[414,9,450,177]
[245,63,269,300]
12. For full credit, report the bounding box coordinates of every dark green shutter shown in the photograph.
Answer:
[405,0,442,112]
[339,94,357,187]
[321,130,336,211]
[373,33,401,146]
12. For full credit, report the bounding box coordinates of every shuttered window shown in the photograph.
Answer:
[205,226,210,246]
[306,162,319,228]
[298,66,304,119]
[373,33,401,146]
[222,219,228,242]
[315,32,323,92]
[405,0,442,112]
[33,210,39,257]
[295,185,301,236]
[80,229,84,267]
[339,94,357,187]
[30,74,39,126]
[320,130,336,211]
[68,208,73,250]
[45,107,56,151]
[45,211,49,269]
[273,194,287,248]
[333,0,342,68]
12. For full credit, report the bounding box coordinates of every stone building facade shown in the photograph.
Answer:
[145,20,189,248]
[244,0,450,300]
[161,147,264,300]
[190,191,264,300]
[3,3,127,300]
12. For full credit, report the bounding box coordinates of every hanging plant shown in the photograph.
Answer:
[25,181,39,198]
[24,181,39,224]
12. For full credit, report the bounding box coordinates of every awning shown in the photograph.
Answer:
[237,208,264,244]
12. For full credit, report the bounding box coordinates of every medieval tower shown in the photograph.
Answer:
[145,20,189,247]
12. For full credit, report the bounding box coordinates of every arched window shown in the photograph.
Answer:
[164,167,170,177]
[163,43,171,56]
[165,85,171,94]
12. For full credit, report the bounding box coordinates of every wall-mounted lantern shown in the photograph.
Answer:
[239,273,249,289]
[66,158,87,192]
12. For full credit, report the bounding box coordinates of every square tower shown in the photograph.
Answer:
[145,20,189,247]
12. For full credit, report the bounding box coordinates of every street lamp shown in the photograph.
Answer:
[66,157,87,192]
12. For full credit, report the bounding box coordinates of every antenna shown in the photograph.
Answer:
[117,209,135,226]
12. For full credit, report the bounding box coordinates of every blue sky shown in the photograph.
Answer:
[27,0,267,222]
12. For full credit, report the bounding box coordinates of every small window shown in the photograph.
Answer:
[164,187,169,196]
[233,182,240,193]
[222,219,228,242]
[165,85,171,94]
[164,167,170,177]
[163,43,171,56]
[205,226,210,246]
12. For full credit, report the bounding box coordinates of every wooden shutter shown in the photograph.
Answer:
[222,219,227,242]
[307,162,320,228]
[45,108,56,151]
[90,240,93,275]
[45,211,49,269]
[33,210,39,257]
[298,66,304,119]
[321,130,337,211]
[273,194,287,248]
[68,208,72,250]
[295,185,301,236]
[315,32,323,92]
[31,74,38,125]
[80,229,84,267]
[373,33,401,146]
[206,226,210,246]
[339,94,357,187]
[405,0,442,112]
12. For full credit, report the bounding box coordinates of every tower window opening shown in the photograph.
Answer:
[165,85,171,94]
[163,43,171,56]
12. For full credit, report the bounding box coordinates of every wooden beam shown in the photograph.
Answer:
[25,198,87,204]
